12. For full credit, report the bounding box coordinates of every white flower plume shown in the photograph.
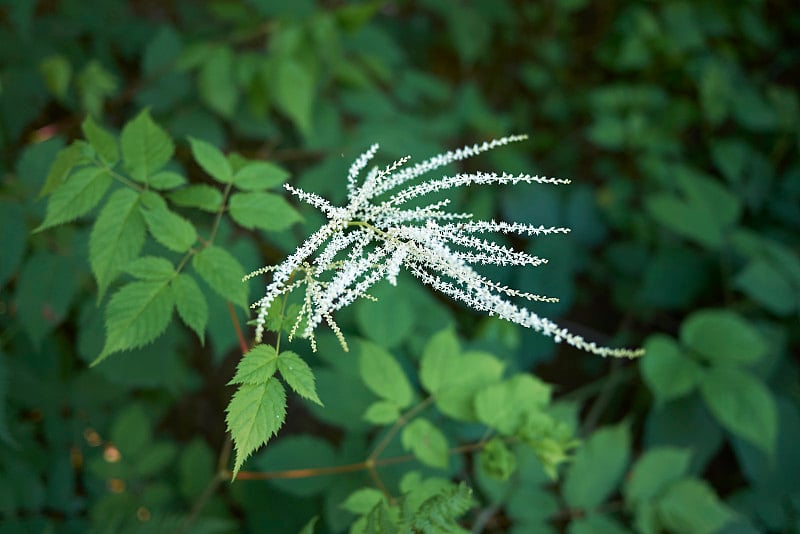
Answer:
[245,135,643,358]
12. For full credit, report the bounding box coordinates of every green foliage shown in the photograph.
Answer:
[2,0,798,532]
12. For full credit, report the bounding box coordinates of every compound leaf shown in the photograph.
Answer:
[358,340,413,408]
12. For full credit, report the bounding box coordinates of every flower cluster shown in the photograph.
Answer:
[245,135,643,358]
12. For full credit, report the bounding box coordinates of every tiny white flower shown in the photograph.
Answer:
[245,135,643,358]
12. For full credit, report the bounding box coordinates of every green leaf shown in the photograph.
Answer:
[401,417,450,469]
[173,274,208,344]
[355,283,414,348]
[569,514,630,534]
[35,167,112,231]
[120,109,174,183]
[435,351,505,421]
[233,161,290,190]
[341,488,386,515]
[680,309,767,365]
[419,328,461,394]
[39,55,72,101]
[645,168,741,249]
[357,340,413,408]
[111,404,151,456]
[94,280,175,365]
[640,335,703,404]
[734,260,797,315]
[126,256,174,280]
[363,400,400,424]
[275,58,314,134]
[624,447,692,508]
[229,345,279,385]
[168,184,223,212]
[479,437,517,481]
[140,191,197,252]
[278,351,322,406]
[82,115,118,165]
[178,438,215,499]
[563,423,631,510]
[228,191,302,231]
[89,189,146,298]
[299,516,319,534]
[192,245,248,310]
[699,366,777,456]
[0,201,26,287]
[189,136,233,183]
[474,375,552,435]
[656,478,734,534]
[226,378,286,479]
[149,171,187,190]
[39,143,89,197]
[198,46,238,117]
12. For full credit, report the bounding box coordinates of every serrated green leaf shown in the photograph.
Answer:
[82,115,118,165]
[474,375,552,435]
[189,136,232,183]
[94,280,175,365]
[401,418,449,469]
[420,328,461,395]
[640,335,703,404]
[230,345,279,385]
[363,400,400,424]
[226,378,286,479]
[39,142,90,197]
[656,478,734,534]
[192,245,247,309]
[149,171,187,190]
[140,191,197,252]
[173,274,208,344]
[233,161,290,191]
[168,184,223,212]
[228,191,302,231]
[35,167,112,231]
[341,488,386,515]
[680,309,767,365]
[358,340,413,408]
[699,366,776,456]
[278,351,322,406]
[624,447,692,508]
[275,58,314,134]
[198,46,238,117]
[563,423,631,509]
[89,189,146,298]
[126,256,174,280]
[120,109,174,183]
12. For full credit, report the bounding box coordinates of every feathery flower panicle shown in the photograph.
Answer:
[245,135,644,358]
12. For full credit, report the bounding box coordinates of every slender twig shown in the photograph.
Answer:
[227,302,249,355]
[368,396,434,462]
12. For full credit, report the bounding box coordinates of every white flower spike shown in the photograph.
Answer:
[245,135,643,358]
